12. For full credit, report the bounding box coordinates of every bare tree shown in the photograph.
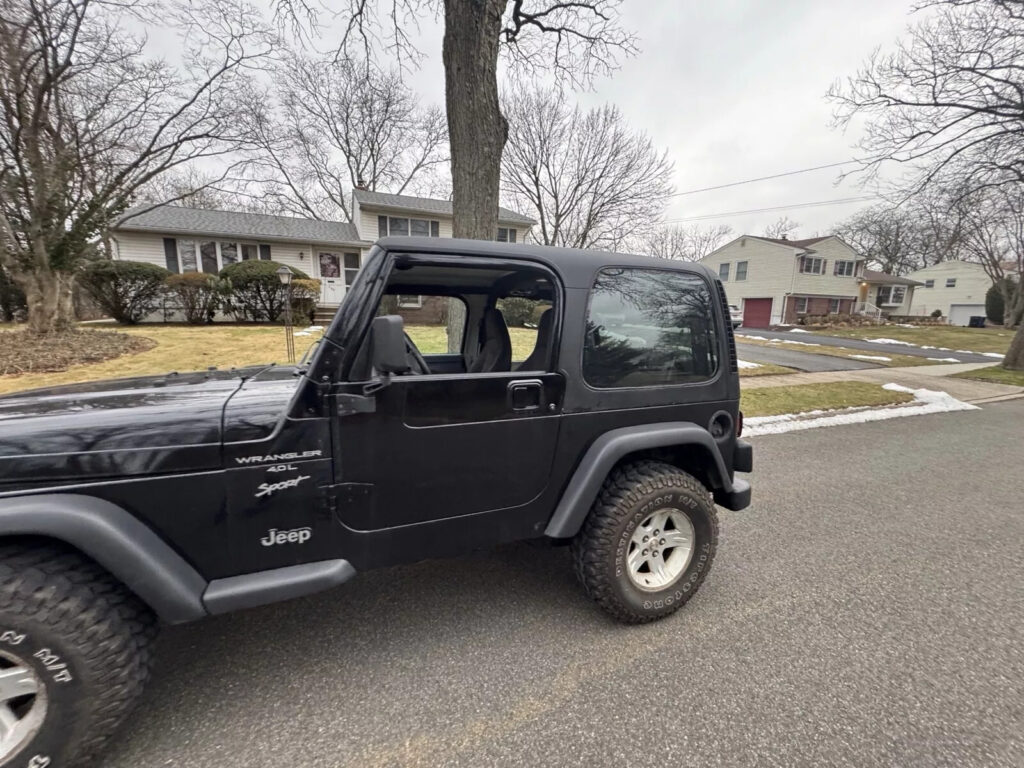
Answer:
[252,54,449,223]
[642,224,732,261]
[955,187,1024,327]
[501,88,673,250]
[831,0,1024,367]
[763,216,800,240]
[0,0,276,333]
[274,1,636,241]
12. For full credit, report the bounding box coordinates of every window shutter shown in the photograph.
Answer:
[798,256,805,273]
[509,228,517,243]
[430,220,439,237]
[820,260,827,275]
[259,244,271,261]
[163,238,180,273]
[378,216,388,238]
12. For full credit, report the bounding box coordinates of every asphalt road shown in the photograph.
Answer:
[736,342,880,372]
[106,400,1024,768]
[739,329,999,363]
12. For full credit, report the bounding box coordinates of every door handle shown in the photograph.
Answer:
[507,379,544,411]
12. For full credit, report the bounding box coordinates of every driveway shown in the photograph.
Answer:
[737,342,881,372]
[738,328,998,363]
[105,401,1024,768]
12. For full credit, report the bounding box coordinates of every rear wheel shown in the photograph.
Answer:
[571,461,719,623]
[0,543,156,767]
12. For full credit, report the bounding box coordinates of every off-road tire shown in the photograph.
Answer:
[0,542,156,768]
[571,461,719,624]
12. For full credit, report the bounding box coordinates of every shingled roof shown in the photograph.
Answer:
[354,189,536,225]
[750,235,832,249]
[860,269,924,286]
[114,205,365,245]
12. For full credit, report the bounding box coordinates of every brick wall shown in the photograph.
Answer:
[393,295,448,325]
[783,295,855,324]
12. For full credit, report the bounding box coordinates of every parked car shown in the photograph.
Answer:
[729,303,743,328]
[0,238,752,766]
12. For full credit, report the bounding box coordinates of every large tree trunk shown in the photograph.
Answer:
[16,267,77,334]
[442,0,508,352]
[1005,322,1024,371]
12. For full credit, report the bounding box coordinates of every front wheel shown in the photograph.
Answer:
[571,461,719,624]
[0,543,156,767]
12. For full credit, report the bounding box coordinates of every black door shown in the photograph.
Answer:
[331,371,564,531]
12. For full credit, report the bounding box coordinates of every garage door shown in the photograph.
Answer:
[742,298,773,328]
[948,304,985,326]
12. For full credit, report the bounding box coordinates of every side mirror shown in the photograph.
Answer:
[371,315,410,375]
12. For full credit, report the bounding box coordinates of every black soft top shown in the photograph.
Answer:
[375,236,718,289]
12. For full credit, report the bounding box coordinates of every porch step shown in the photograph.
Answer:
[313,305,339,324]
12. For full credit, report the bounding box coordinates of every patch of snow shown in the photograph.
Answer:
[982,352,1005,359]
[864,337,918,346]
[926,357,961,363]
[848,354,892,362]
[744,384,978,437]
[736,360,762,369]
[294,331,311,337]
[301,325,324,332]
[895,323,919,328]
[788,328,811,334]
[779,339,821,346]
[919,346,952,351]
[736,334,768,341]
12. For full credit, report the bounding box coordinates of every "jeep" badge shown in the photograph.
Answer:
[260,527,312,546]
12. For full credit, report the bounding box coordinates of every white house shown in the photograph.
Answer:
[905,261,994,325]
[700,235,921,327]
[111,190,535,309]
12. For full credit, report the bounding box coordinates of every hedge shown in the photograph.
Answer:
[166,272,228,324]
[79,260,170,324]
[220,260,310,322]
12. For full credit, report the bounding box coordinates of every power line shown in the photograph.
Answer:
[670,159,865,198]
[664,195,878,224]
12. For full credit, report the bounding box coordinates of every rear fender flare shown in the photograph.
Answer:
[0,493,208,624]
[544,423,733,539]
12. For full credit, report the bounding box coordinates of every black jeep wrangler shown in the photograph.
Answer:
[0,238,751,766]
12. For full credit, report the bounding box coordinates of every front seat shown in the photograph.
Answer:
[517,308,553,371]
[469,308,512,372]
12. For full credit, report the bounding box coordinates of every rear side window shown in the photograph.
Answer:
[583,268,719,388]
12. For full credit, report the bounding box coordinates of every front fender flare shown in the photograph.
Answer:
[544,422,744,539]
[0,493,207,624]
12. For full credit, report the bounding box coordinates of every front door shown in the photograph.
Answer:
[318,252,345,304]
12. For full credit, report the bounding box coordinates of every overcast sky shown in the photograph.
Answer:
[371,0,921,239]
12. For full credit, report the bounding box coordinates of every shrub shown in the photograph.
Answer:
[497,296,539,327]
[291,278,322,325]
[78,260,170,324]
[166,272,228,324]
[930,308,943,319]
[220,260,310,322]
[985,279,1017,324]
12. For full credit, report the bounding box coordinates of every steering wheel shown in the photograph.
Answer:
[404,333,430,375]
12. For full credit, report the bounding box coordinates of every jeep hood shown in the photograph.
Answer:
[0,365,298,485]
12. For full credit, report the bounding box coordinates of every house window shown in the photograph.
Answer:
[397,295,422,308]
[583,268,719,388]
[834,260,855,277]
[800,257,824,274]
[162,238,270,273]
[719,263,730,281]
[497,227,517,243]
[343,253,360,287]
[378,215,440,238]
[876,286,907,306]
[946,278,957,288]
[828,298,841,314]
[794,297,808,314]
[736,261,748,281]
[925,279,934,288]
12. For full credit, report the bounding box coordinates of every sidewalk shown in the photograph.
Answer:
[742,362,1024,403]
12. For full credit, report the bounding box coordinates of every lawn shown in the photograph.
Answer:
[737,334,935,367]
[806,325,1014,355]
[951,364,1024,387]
[741,381,915,417]
[740,362,797,377]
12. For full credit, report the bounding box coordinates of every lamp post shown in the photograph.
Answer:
[277,265,295,363]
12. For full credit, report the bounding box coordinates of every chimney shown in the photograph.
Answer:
[780,234,788,240]
[355,178,367,191]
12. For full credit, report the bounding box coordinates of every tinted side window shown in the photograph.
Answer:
[583,268,719,388]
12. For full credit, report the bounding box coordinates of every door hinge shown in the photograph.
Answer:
[335,393,376,416]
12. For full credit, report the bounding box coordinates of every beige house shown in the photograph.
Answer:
[111,190,535,310]
[699,234,921,328]
[906,261,995,325]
